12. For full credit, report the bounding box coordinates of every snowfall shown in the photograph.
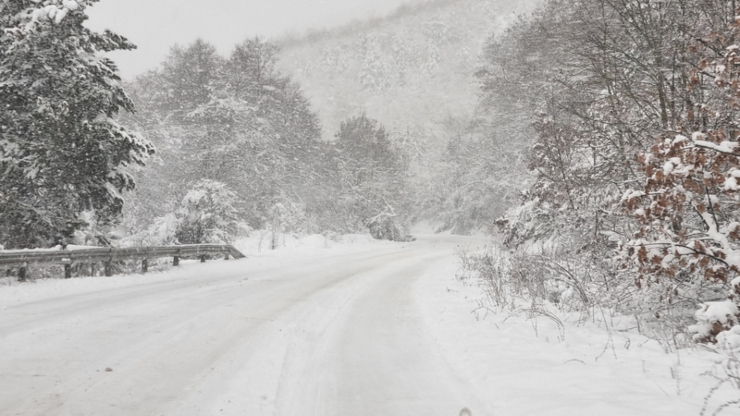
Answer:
[0,229,738,415]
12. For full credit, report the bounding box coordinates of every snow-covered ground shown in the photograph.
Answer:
[414,254,739,416]
[0,233,737,415]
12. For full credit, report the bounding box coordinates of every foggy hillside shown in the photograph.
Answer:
[276,0,541,141]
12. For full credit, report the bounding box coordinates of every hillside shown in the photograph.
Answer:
[276,0,542,141]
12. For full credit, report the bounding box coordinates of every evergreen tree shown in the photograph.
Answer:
[0,0,154,249]
[159,39,221,121]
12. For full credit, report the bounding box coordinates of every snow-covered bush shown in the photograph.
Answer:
[690,278,740,345]
[69,211,115,247]
[494,200,556,249]
[455,245,513,309]
[364,210,413,242]
[270,201,313,235]
[145,214,181,246]
[692,300,740,345]
[266,202,298,250]
[174,180,248,244]
[128,180,248,246]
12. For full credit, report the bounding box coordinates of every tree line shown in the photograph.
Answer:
[123,37,413,245]
[444,0,740,345]
[0,1,414,251]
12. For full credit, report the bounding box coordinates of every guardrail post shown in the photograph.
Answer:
[173,256,180,266]
[61,257,72,279]
[142,258,148,274]
[224,252,230,260]
[104,261,112,277]
[200,255,206,263]
[18,265,27,282]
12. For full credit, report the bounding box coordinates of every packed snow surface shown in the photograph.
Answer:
[0,234,734,415]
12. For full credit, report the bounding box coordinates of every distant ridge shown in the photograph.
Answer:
[276,0,542,143]
[279,0,475,49]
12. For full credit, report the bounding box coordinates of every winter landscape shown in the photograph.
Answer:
[2,0,740,415]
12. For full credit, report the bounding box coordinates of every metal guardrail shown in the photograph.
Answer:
[0,244,246,280]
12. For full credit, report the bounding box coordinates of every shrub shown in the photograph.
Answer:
[174,180,248,244]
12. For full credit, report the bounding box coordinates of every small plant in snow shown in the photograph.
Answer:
[701,349,740,415]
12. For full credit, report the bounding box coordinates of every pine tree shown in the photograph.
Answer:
[159,39,221,121]
[0,0,154,248]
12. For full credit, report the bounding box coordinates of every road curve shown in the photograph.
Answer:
[0,235,484,416]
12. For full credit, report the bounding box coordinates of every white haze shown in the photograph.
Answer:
[85,0,417,79]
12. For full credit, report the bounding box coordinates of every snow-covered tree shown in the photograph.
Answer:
[332,114,412,239]
[358,36,391,91]
[159,39,221,121]
[0,0,154,249]
[624,10,740,343]
[456,0,740,336]
[123,38,326,234]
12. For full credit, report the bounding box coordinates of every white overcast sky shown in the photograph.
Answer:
[86,0,415,79]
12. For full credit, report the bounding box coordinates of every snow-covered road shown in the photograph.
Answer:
[1,234,733,416]
[0,235,481,416]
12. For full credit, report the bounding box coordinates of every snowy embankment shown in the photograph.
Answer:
[412,250,739,415]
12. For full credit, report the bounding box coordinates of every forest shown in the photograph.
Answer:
[4,0,740,369]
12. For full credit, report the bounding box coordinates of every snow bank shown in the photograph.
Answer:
[410,220,447,234]
[233,232,390,258]
[718,326,740,350]
[411,257,739,415]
